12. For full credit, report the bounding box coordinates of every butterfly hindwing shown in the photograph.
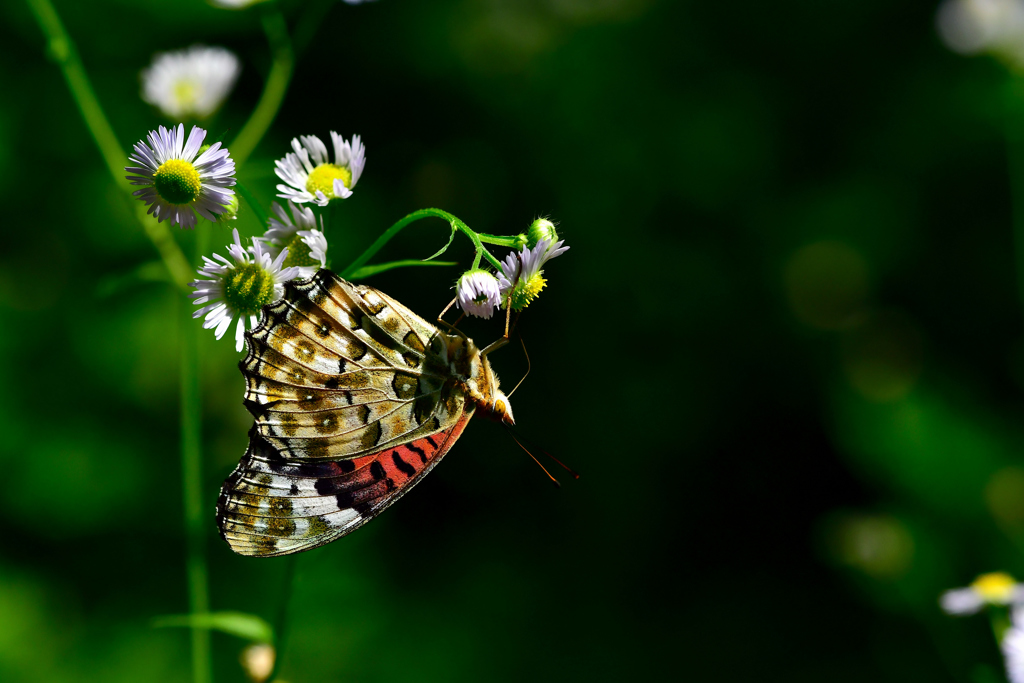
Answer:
[217,413,473,556]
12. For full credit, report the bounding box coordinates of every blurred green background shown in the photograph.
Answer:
[5,0,1024,680]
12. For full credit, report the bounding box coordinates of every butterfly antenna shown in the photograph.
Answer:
[505,425,561,488]
[507,335,531,399]
[510,425,580,479]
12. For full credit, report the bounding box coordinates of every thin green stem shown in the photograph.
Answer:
[230,6,294,169]
[234,181,269,227]
[181,230,211,683]
[477,232,525,248]
[341,208,502,278]
[268,555,299,681]
[25,0,192,291]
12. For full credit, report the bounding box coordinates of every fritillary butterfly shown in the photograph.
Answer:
[216,270,513,557]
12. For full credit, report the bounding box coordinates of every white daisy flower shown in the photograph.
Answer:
[257,201,329,279]
[275,132,366,206]
[456,270,501,319]
[497,237,570,310]
[125,124,236,229]
[940,572,1024,615]
[190,228,301,352]
[141,45,240,120]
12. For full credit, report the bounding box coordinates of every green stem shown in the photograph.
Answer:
[477,232,525,248]
[24,0,192,291]
[234,181,269,227]
[268,555,299,681]
[230,6,294,169]
[181,230,211,683]
[341,208,503,278]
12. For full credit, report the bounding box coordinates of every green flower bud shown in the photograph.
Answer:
[526,218,558,248]
[215,194,240,224]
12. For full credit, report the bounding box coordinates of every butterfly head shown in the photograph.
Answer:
[490,390,515,426]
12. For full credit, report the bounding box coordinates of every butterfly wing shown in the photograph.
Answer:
[216,270,474,556]
[216,413,472,557]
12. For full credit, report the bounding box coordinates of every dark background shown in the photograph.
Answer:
[1,0,1021,680]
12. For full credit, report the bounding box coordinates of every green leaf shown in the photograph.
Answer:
[348,260,457,280]
[422,222,457,261]
[152,611,274,644]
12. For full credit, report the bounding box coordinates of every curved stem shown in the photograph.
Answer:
[340,208,502,278]
[229,6,294,169]
[25,0,191,291]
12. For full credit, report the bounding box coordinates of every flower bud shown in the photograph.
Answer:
[456,269,501,319]
[526,218,558,248]
[216,194,240,223]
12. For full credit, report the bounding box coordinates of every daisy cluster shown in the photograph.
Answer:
[455,218,570,320]
[124,23,567,351]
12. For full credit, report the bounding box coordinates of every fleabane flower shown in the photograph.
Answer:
[456,270,501,319]
[190,228,300,352]
[275,132,366,206]
[497,237,570,311]
[141,45,240,120]
[126,124,236,229]
[257,201,329,279]
[940,572,1024,615]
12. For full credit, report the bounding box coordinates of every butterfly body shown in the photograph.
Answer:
[216,270,511,557]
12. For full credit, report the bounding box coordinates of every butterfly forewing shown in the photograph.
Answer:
[217,270,477,556]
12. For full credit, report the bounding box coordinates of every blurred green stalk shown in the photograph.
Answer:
[181,229,211,683]
[230,5,294,169]
[23,0,192,291]
[25,3,213,680]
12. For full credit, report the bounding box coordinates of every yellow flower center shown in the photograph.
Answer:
[173,79,199,110]
[305,163,352,199]
[279,233,320,270]
[972,572,1017,603]
[153,158,202,205]
[509,273,547,311]
[223,263,277,316]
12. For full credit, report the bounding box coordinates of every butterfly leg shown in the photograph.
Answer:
[436,296,458,322]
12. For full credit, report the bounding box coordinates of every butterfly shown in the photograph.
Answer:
[216,269,514,557]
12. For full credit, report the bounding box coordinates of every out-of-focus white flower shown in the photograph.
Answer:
[275,132,366,206]
[937,0,1024,68]
[125,124,236,229]
[141,45,240,119]
[239,643,275,682]
[190,228,300,352]
[1003,605,1024,683]
[941,572,1024,615]
[456,270,501,319]
[211,0,271,8]
[257,201,329,279]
